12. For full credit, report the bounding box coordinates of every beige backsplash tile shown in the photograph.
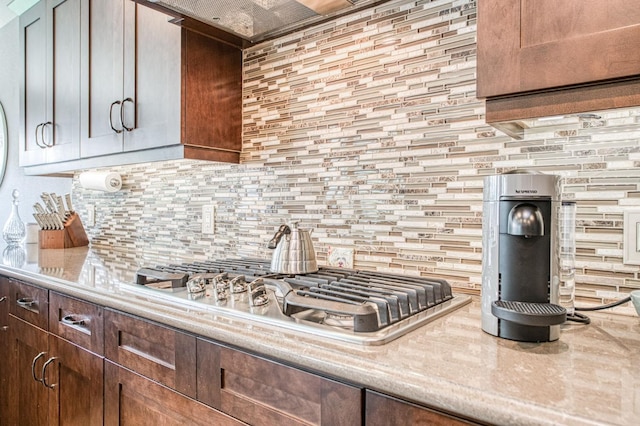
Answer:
[72,0,640,313]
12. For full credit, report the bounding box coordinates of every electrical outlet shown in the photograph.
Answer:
[624,210,640,265]
[202,205,215,234]
[87,204,95,226]
[327,247,354,268]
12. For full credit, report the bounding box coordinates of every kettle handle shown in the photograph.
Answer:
[267,225,291,249]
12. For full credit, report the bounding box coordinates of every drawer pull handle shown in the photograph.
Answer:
[0,296,6,302]
[62,315,85,326]
[17,298,36,308]
[42,357,58,389]
[31,352,46,383]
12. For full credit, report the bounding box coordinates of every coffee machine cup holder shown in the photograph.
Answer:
[491,300,566,326]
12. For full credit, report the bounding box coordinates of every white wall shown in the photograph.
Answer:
[0,18,71,236]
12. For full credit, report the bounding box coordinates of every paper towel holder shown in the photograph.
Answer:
[79,171,122,192]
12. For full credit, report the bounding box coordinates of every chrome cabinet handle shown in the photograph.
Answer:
[61,314,85,326]
[35,123,46,148]
[109,100,123,134]
[17,297,36,309]
[0,296,6,302]
[120,97,134,132]
[41,357,58,389]
[41,121,53,147]
[31,352,46,383]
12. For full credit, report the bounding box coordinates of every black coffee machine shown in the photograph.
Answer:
[481,170,567,342]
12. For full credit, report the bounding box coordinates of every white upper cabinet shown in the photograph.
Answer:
[80,0,181,158]
[19,0,81,167]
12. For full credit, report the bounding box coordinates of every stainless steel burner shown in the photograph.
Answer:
[127,259,471,345]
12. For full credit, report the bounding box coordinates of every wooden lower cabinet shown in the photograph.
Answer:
[6,283,105,426]
[0,278,9,426]
[1,276,479,426]
[197,338,363,426]
[104,309,197,398]
[104,361,244,425]
[365,390,478,426]
[7,315,49,426]
[7,317,105,426]
[46,335,104,425]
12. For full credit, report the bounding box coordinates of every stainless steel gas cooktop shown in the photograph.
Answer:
[123,259,471,345]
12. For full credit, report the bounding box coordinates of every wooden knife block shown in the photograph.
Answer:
[39,213,89,249]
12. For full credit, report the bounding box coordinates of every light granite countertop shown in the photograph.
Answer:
[1,244,638,426]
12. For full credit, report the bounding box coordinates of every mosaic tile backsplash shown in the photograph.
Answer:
[73,0,640,313]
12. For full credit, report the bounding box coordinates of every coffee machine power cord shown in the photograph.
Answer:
[568,296,633,324]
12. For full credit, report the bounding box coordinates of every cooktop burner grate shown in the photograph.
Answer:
[129,259,471,345]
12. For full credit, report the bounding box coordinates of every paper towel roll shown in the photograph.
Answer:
[79,171,122,192]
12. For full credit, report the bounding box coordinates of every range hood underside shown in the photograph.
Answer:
[139,0,389,46]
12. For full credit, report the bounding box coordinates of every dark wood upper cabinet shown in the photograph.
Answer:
[477,0,640,136]
[181,29,243,164]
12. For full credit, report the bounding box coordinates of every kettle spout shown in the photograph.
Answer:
[268,225,291,249]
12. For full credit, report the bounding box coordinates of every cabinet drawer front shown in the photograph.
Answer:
[104,309,196,398]
[49,292,104,355]
[365,390,476,426]
[104,361,243,426]
[197,339,362,426]
[9,279,48,329]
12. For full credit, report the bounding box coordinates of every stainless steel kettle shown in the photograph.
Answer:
[267,223,318,274]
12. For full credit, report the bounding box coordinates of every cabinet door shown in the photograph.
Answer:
[477,0,640,98]
[19,0,82,167]
[104,361,244,426]
[82,0,180,158]
[19,1,48,166]
[123,2,181,152]
[46,335,104,426]
[8,316,49,426]
[104,309,197,398]
[197,339,362,426]
[181,30,242,158]
[81,0,125,157]
[44,0,82,163]
[0,278,9,426]
[365,390,476,426]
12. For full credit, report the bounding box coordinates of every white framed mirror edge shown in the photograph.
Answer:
[0,101,8,189]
